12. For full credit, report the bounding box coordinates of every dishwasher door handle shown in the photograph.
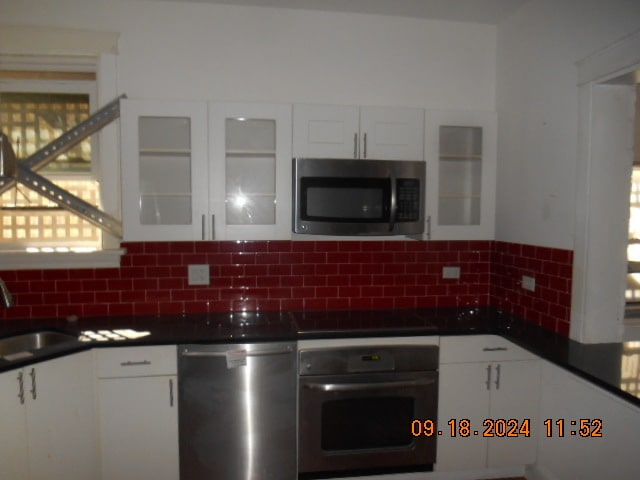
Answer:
[181,346,294,358]
[302,377,435,392]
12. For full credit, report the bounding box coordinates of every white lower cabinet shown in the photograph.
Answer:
[533,361,640,479]
[0,351,98,480]
[436,336,541,472]
[0,367,28,479]
[96,346,179,480]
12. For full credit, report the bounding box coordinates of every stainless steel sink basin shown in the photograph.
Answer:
[0,331,79,359]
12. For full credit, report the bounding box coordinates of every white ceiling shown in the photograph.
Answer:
[158,0,531,25]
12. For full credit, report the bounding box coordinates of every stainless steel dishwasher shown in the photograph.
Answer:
[178,341,297,480]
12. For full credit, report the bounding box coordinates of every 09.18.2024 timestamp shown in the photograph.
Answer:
[411,418,604,438]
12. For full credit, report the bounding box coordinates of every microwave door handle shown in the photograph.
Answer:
[389,175,397,232]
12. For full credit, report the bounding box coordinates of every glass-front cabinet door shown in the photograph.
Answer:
[121,100,208,241]
[209,103,292,240]
[425,110,496,240]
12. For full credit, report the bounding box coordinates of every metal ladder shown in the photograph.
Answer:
[0,94,126,238]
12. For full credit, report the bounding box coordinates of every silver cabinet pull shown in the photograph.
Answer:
[169,378,174,407]
[426,215,431,240]
[29,368,36,400]
[482,347,508,352]
[485,364,492,390]
[17,371,25,405]
[120,360,151,366]
[363,132,367,158]
[201,214,206,240]
[495,364,501,390]
[211,214,215,240]
[353,133,358,158]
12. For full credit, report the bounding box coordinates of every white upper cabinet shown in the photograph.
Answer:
[121,100,292,241]
[424,109,497,240]
[121,99,209,241]
[209,102,292,240]
[293,104,424,160]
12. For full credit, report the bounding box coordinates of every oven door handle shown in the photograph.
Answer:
[302,377,435,392]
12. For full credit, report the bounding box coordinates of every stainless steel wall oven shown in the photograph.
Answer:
[298,345,438,478]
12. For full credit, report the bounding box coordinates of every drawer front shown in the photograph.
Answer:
[439,335,537,364]
[96,345,177,378]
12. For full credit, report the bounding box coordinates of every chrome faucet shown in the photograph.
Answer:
[0,278,14,308]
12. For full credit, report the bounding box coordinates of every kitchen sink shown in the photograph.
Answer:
[0,331,79,359]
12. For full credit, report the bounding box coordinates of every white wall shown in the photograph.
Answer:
[1,0,496,110]
[496,0,640,250]
[497,0,640,343]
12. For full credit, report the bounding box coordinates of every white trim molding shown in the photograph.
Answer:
[576,28,640,86]
[0,249,126,270]
[0,25,119,57]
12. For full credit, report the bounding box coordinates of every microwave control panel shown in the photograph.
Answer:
[396,179,420,222]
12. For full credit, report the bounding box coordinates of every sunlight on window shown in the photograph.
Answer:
[622,341,640,398]
[626,168,640,304]
[0,91,102,252]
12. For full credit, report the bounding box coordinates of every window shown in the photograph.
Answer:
[627,84,640,319]
[0,72,102,253]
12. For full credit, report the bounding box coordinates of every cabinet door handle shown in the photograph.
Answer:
[483,347,508,352]
[426,215,431,240]
[363,132,367,158]
[201,214,206,240]
[211,214,215,240]
[169,378,174,407]
[120,360,151,366]
[17,371,25,405]
[29,368,37,400]
[353,133,358,158]
[485,364,492,390]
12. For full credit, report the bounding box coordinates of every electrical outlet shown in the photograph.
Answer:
[442,266,461,279]
[188,264,210,286]
[522,275,536,292]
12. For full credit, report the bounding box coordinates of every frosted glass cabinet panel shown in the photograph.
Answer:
[425,110,496,240]
[121,100,208,241]
[210,103,292,240]
[438,126,483,226]
[225,119,277,225]
[138,117,192,225]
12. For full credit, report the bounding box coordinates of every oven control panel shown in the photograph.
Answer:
[299,345,438,376]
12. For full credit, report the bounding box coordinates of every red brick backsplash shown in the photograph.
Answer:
[0,240,573,336]
[490,241,573,336]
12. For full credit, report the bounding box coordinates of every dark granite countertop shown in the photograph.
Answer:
[1,307,638,408]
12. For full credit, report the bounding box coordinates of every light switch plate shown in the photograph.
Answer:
[522,275,536,292]
[188,264,210,286]
[442,266,461,279]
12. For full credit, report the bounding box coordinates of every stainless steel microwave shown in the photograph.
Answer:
[293,158,425,236]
